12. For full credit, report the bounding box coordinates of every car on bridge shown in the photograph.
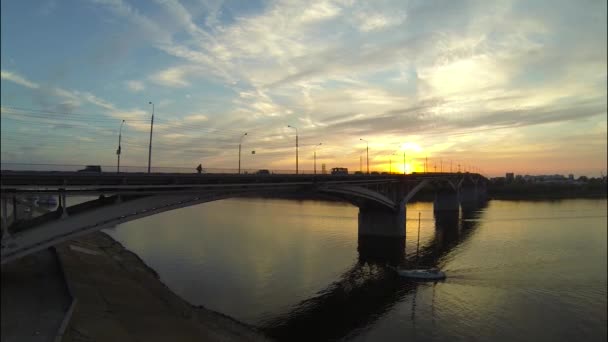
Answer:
[256,169,270,175]
[77,165,102,173]
[331,167,348,175]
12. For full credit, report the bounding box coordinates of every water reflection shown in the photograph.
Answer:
[261,202,487,341]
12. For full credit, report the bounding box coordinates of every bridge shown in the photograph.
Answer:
[0,171,487,264]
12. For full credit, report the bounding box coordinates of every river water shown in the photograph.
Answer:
[106,198,607,341]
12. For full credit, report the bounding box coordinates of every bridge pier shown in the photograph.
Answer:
[434,190,460,212]
[460,186,479,211]
[1,197,11,240]
[358,206,405,237]
[59,194,69,219]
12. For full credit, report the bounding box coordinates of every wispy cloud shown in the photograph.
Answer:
[126,80,145,92]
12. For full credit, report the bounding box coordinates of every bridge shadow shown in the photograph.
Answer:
[259,202,488,341]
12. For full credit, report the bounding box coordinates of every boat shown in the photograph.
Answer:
[388,212,447,281]
[395,268,446,280]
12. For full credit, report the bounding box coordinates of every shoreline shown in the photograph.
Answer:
[55,230,272,341]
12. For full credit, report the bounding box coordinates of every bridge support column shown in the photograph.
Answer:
[434,191,459,212]
[1,197,11,240]
[60,194,69,219]
[12,196,17,223]
[358,206,405,237]
[460,186,478,211]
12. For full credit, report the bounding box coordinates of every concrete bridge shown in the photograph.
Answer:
[1,171,487,264]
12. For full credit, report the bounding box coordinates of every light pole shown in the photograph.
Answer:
[403,152,406,175]
[287,125,298,174]
[116,120,125,173]
[147,101,154,173]
[360,138,369,174]
[238,132,247,174]
[314,143,322,175]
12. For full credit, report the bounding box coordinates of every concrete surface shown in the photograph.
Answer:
[1,248,72,342]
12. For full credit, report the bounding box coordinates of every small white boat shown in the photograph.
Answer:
[389,266,446,280]
[389,213,446,281]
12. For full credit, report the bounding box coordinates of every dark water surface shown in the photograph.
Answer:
[106,198,607,341]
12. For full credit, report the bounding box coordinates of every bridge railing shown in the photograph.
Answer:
[1,162,404,175]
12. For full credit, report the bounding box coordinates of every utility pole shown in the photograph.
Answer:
[116,120,125,173]
[238,132,247,174]
[440,158,443,173]
[287,125,298,174]
[360,138,369,174]
[360,155,362,172]
[403,152,406,175]
[147,101,154,173]
[425,156,428,173]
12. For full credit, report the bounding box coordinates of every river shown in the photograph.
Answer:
[105,198,607,341]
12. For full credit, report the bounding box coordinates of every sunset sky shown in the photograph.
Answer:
[1,0,606,176]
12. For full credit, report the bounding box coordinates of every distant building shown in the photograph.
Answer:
[506,173,514,183]
[568,174,574,180]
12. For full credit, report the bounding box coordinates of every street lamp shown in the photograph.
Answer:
[238,132,248,174]
[360,138,369,174]
[116,120,125,173]
[287,125,298,174]
[147,101,154,173]
[314,143,322,175]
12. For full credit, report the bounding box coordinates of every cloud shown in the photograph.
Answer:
[150,65,193,87]
[1,70,39,89]
[184,114,208,122]
[126,80,145,92]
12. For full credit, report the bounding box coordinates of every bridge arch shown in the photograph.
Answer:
[2,184,401,264]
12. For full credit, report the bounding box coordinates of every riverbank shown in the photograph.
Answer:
[487,182,607,200]
[1,248,72,342]
[55,231,272,342]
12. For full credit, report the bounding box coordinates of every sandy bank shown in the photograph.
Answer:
[56,231,272,342]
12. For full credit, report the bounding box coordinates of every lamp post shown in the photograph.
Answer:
[360,138,369,174]
[287,125,298,174]
[403,152,406,175]
[147,101,154,173]
[314,143,322,175]
[116,120,125,173]
[238,132,248,174]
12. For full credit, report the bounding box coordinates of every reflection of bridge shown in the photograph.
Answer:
[260,206,487,341]
[1,171,487,264]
